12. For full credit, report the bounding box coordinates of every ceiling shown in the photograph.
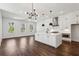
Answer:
[0,3,79,19]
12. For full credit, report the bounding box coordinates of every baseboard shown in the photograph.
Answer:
[2,35,35,39]
[71,40,79,43]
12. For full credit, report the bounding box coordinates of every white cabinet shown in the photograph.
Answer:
[48,33,62,48]
[35,33,62,48]
[35,33,49,44]
[49,35,56,47]
[42,34,48,44]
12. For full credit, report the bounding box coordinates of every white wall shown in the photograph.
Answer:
[0,11,2,34]
[2,17,36,39]
[58,11,78,33]
[0,10,2,45]
[36,11,79,41]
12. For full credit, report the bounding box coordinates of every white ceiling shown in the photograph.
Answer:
[0,3,79,18]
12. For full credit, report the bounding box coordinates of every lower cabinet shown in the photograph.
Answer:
[35,33,62,48]
[49,36,56,47]
[35,33,48,44]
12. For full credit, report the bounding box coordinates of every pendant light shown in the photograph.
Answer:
[27,3,38,20]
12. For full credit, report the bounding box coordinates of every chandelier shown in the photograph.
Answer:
[26,3,38,20]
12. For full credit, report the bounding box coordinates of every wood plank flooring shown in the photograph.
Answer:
[0,36,79,56]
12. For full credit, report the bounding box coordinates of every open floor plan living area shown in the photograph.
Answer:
[0,3,79,56]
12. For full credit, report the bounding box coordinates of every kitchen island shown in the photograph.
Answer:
[35,32,62,48]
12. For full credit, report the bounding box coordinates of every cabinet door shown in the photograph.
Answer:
[56,34,62,46]
[41,34,49,44]
[35,34,49,45]
[49,35,56,47]
[38,34,44,42]
[35,34,42,42]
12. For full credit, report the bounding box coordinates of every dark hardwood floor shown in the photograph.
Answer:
[0,36,79,56]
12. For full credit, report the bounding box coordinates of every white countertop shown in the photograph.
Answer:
[50,33,61,35]
[36,32,61,36]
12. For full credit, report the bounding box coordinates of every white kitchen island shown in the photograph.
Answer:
[35,33,62,48]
